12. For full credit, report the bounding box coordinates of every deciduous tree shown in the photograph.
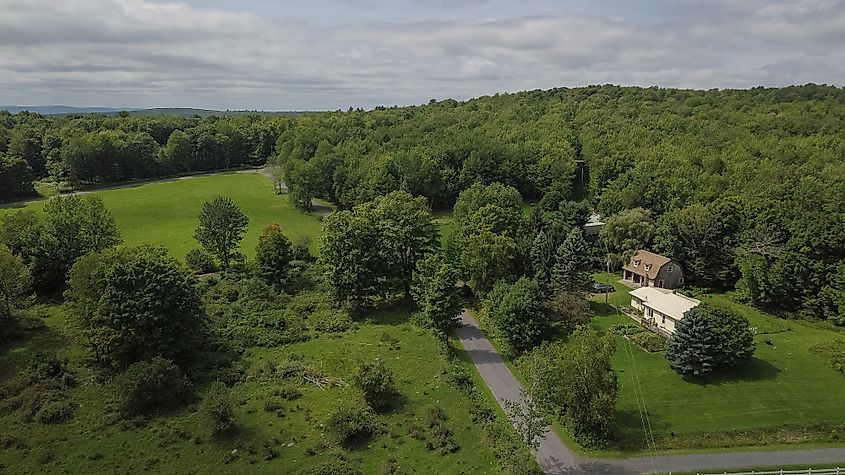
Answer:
[411,253,462,334]
[67,245,205,369]
[194,196,249,270]
[484,278,549,355]
[255,222,294,288]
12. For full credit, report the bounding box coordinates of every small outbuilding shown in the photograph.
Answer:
[583,213,604,236]
[629,287,700,335]
[622,249,685,289]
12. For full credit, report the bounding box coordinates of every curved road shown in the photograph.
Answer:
[455,310,845,474]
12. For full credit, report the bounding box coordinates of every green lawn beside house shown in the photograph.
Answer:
[588,273,845,452]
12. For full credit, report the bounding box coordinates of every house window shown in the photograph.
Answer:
[662,315,666,325]
[667,265,673,273]
[679,277,684,284]
[658,279,664,287]
[633,259,641,267]
[645,264,652,271]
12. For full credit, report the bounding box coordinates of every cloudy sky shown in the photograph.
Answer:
[1,0,843,110]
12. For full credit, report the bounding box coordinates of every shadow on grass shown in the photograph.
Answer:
[358,301,415,326]
[0,323,66,378]
[590,301,619,317]
[613,408,671,452]
[687,357,781,386]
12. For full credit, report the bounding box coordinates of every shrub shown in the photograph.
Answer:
[608,323,642,336]
[27,353,76,387]
[114,357,192,417]
[326,404,380,448]
[424,407,459,455]
[185,248,218,274]
[35,400,78,424]
[446,363,473,393]
[310,309,352,333]
[627,331,666,353]
[304,460,364,475]
[666,303,755,377]
[353,360,400,411]
[201,381,235,435]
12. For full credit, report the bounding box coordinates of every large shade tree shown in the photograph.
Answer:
[320,190,437,308]
[33,195,122,291]
[67,245,205,369]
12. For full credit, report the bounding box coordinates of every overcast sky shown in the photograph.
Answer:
[1,0,843,110]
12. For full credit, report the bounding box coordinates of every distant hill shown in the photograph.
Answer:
[0,105,138,115]
[1,105,315,117]
[126,108,313,117]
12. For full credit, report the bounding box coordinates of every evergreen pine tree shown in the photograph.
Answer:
[551,228,590,293]
[666,307,715,377]
[530,230,555,287]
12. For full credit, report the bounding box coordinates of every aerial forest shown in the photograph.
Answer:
[1,84,844,321]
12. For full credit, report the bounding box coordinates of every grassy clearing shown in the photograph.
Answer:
[0,306,500,474]
[0,172,324,259]
[587,273,845,452]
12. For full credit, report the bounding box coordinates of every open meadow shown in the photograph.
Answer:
[0,305,502,474]
[0,172,324,258]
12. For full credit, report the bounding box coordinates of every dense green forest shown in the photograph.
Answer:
[2,84,844,320]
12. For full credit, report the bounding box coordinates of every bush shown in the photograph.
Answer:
[424,407,459,455]
[303,460,363,475]
[114,357,192,417]
[185,248,218,274]
[353,360,400,411]
[628,331,666,353]
[201,381,235,435]
[608,323,642,336]
[326,404,380,448]
[310,309,352,333]
[35,400,78,424]
[446,363,473,393]
[27,353,76,387]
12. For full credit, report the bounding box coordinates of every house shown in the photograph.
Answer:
[583,213,604,236]
[629,287,700,335]
[622,250,684,289]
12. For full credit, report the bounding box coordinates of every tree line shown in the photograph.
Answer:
[0,112,287,200]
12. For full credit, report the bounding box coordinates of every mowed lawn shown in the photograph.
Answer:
[589,273,845,446]
[0,172,324,259]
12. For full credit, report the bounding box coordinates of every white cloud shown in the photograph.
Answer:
[0,0,842,109]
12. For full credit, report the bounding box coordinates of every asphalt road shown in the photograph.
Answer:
[455,309,845,474]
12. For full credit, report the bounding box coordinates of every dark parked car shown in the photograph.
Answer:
[592,282,615,293]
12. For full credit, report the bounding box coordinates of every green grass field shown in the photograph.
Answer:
[0,172,324,259]
[0,306,500,474]
[588,273,845,451]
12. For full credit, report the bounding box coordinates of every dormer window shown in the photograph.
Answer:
[645,264,652,271]
[633,259,641,267]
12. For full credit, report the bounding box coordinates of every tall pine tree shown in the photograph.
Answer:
[666,307,715,377]
[550,228,591,293]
